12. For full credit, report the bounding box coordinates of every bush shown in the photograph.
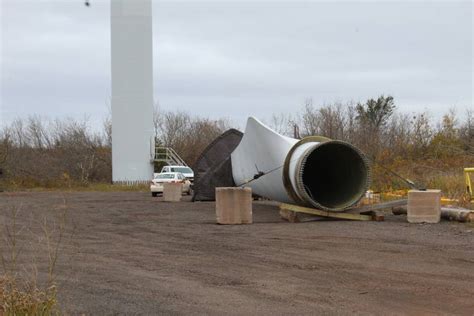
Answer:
[0,205,67,315]
[0,275,58,316]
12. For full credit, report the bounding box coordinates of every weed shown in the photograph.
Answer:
[0,201,68,315]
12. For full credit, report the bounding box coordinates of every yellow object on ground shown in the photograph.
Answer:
[465,168,474,199]
[279,203,377,221]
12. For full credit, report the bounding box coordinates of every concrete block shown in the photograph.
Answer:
[163,183,182,202]
[407,189,441,223]
[215,187,252,224]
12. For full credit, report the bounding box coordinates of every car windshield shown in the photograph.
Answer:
[170,167,192,174]
[155,174,175,179]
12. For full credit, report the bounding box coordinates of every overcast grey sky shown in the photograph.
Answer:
[1,0,473,129]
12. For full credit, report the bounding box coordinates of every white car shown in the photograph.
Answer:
[160,165,194,182]
[150,172,192,197]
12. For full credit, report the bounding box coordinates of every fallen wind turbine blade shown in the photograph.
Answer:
[231,117,371,211]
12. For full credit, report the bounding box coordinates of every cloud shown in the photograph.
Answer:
[1,0,472,130]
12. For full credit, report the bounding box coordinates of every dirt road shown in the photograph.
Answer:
[1,191,473,315]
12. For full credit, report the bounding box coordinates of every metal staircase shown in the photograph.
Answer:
[154,146,188,166]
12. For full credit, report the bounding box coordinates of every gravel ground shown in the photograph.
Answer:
[1,191,473,315]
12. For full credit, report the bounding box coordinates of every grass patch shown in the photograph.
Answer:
[1,181,149,192]
[0,275,58,316]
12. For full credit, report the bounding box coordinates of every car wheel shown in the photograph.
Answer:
[152,192,158,197]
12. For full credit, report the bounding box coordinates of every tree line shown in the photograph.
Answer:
[269,96,473,160]
[0,96,472,196]
[0,108,230,188]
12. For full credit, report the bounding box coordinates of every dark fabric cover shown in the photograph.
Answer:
[192,129,243,201]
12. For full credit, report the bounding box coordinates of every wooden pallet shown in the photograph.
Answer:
[279,202,387,223]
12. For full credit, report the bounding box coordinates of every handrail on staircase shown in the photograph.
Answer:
[154,146,188,166]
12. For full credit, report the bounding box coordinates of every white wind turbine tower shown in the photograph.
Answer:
[110,0,155,183]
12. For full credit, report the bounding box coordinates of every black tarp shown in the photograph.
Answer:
[192,129,243,201]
